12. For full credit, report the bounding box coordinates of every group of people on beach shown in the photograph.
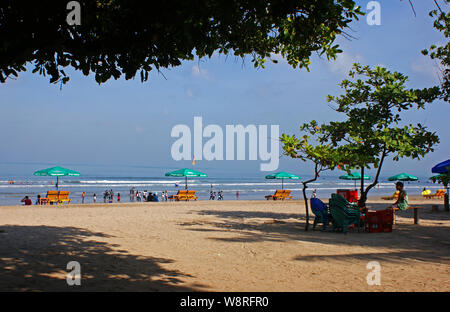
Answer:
[103,189,120,203]
[130,188,160,202]
[209,190,224,200]
[19,181,410,208]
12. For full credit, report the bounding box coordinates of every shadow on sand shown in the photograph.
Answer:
[181,209,450,264]
[0,225,202,291]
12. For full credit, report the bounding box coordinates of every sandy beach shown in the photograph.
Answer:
[0,196,449,292]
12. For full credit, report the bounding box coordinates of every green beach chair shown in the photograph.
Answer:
[329,193,363,234]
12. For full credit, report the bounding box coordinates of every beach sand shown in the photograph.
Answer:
[0,196,449,291]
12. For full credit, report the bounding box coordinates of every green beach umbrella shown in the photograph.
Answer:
[265,171,301,190]
[165,168,207,189]
[339,172,371,188]
[430,174,449,189]
[430,174,449,183]
[33,166,81,190]
[388,173,418,182]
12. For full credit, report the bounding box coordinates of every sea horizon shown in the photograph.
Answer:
[0,162,443,206]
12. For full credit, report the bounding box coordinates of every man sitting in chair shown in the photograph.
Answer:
[391,182,408,211]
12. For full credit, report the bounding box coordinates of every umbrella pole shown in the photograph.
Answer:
[282,179,284,190]
[185,176,188,190]
[56,176,59,190]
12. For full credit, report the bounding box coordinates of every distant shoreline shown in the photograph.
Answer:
[1,194,446,209]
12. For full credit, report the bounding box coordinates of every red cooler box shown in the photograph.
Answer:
[365,209,393,233]
[337,189,358,203]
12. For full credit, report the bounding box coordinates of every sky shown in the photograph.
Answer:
[0,0,448,178]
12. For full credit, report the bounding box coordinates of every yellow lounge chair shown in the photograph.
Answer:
[39,190,58,205]
[57,191,71,204]
[40,190,59,205]
[282,190,293,200]
[169,190,189,201]
[169,190,183,201]
[381,191,399,200]
[265,190,284,200]
[424,189,446,199]
[265,190,292,200]
[186,190,198,201]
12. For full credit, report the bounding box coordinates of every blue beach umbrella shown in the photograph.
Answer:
[432,159,450,174]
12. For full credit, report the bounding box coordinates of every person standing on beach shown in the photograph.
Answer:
[236,191,239,200]
[36,195,41,205]
[117,192,121,202]
[130,187,135,201]
[93,193,97,203]
[82,192,85,204]
[136,191,141,202]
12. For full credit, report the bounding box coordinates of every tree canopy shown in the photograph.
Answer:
[323,64,441,207]
[0,0,362,85]
[422,1,450,102]
[282,64,441,209]
[281,124,346,230]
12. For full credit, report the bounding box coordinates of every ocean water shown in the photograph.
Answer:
[0,163,443,206]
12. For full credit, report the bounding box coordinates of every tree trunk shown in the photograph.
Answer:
[445,184,449,212]
[302,163,320,231]
[358,150,386,209]
[302,183,310,231]
[358,167,366,208]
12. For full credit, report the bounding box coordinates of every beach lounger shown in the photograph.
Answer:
[57,191,71,204]
[310,198,333,231]
[329,193,363,234]
[40,190,59,205]
[169,190,197,201]
[423,189,446,199]
[169,190,186,201]
[381,191,399,200]
[186,190,198,201]
[282,190,293,200]
[265,190,285,200]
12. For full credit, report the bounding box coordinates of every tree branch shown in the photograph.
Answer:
[434,0,444,14]
[364,148,386,195]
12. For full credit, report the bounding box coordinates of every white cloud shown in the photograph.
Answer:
[191,65,211,80]
[327,52,365,75]
[410,56,441,82]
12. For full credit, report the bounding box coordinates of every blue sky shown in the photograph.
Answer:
[0,0,448,178]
